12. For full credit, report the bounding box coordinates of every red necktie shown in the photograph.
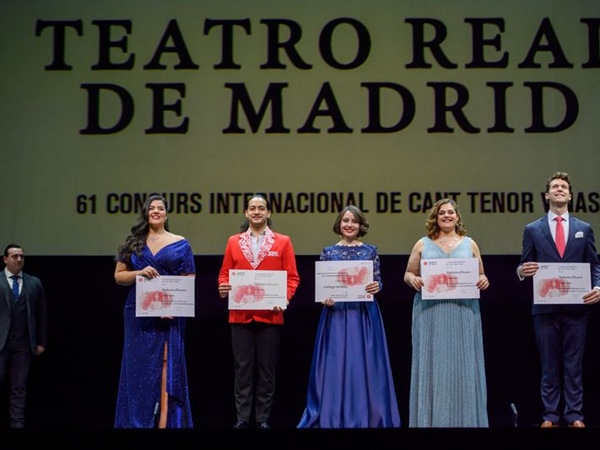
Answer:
[555,216,565,258]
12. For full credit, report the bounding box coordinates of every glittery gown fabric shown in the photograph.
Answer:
[409,237,488,427]
[297,244,401,428]
[114,239,195,428]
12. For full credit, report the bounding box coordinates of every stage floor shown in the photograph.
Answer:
[3,427,598,450]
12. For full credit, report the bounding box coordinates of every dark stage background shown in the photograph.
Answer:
[1,255,599,439]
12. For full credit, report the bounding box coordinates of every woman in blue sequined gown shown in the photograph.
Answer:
[114,195,195,428]
[297,206,400,428]
[404,198,490,427]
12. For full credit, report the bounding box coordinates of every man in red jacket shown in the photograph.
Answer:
[218,194,300,430]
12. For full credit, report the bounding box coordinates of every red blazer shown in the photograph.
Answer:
[218,228,300,325]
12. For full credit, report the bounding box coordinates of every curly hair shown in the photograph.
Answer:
[425,198,466,239]
[333,205,370,237]
[545,171,571,193]
[115,194,170,267]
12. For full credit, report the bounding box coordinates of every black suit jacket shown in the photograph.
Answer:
[518,215,600,315]
[0,272,48,354]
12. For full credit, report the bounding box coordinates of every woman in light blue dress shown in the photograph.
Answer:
[404,198,490,427]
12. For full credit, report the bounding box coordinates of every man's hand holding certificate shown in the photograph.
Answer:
[533,263,591,304]
[136,275,195,317]
[420,258,479,300]
[228,269,288,310]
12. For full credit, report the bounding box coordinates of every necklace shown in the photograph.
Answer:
[148,234,164,243]
[439,236,458,247]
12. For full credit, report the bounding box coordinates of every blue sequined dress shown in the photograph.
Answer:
[114,239,195,428]
[297,243,401,428]
[409,237,488,427]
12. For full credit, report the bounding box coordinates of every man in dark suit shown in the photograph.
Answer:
[0,244,48,428]
[517,172,600,428]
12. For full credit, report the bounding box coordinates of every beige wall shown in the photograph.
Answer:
[1,0,598,255]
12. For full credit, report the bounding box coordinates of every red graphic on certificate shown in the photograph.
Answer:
[141,290,173,311]
[425,273,459,294]
[337,265,368,286]
[537,278,571,298]
[233,284,266,305]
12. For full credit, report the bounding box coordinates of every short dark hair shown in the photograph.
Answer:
[4,244,22,257]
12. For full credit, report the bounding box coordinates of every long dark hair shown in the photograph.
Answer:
[116,194,169,266]
[239,194,273,232]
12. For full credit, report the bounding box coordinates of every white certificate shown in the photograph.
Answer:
[228,269,287,310]
[420,258,480,300]
[315,260,374,302]
[135,275,195,317]
[533,262,591,304]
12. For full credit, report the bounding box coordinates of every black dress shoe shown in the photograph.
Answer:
[257,422,270,429]
[233,420,250,429]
